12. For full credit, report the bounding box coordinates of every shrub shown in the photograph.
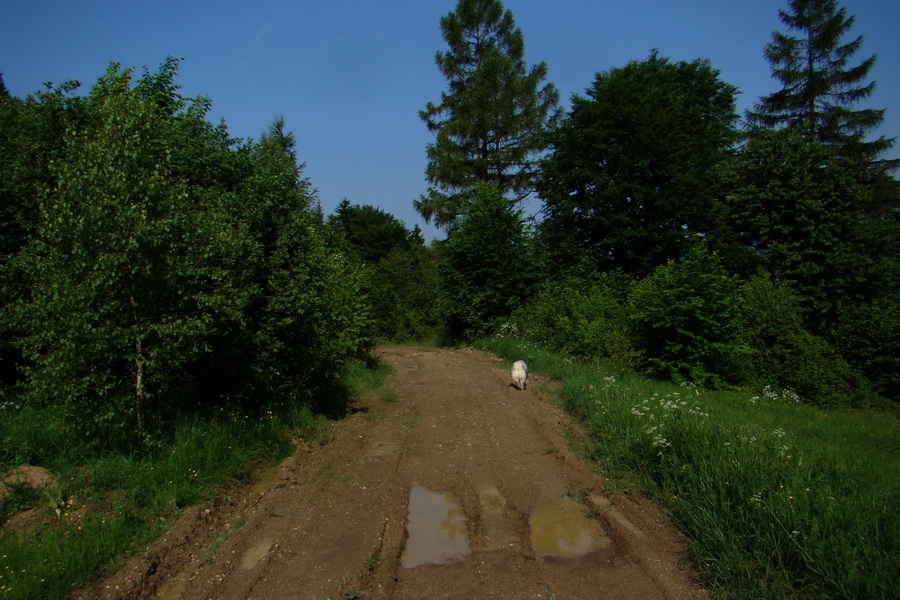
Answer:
[739,273,863,405]
[628,245,752,388]
[830,296,899,402]
[511,272,641,371]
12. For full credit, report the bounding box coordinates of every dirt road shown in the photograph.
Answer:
[80,346,704,600]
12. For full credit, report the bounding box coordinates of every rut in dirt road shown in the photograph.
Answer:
[82,346,704,600]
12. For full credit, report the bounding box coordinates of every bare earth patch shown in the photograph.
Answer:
[73,346,705,600]
[0,465,56,503]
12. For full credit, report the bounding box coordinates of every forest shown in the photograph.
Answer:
[0,0,897,598]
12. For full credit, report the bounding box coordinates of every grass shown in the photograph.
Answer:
[478,335,899,600]
[0,358,387,600]
[342,359,391,399]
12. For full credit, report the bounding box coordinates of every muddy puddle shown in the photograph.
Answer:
[152,574,187,600]
[530,495,611,558]
[401,486,471,568]
[248,467,279,494]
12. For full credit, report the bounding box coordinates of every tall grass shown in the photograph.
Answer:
[479,336,899,599]
[0,359,381,600]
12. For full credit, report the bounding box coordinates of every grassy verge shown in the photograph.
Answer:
[477,336,899,599]
[0,359,385,600]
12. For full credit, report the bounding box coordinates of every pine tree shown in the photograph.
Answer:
[416,0,559,228]
[747,0,895,166]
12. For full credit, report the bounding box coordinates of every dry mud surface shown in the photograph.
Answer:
[76,346,705,600]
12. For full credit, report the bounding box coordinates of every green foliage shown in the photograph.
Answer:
[478,336,899,600]
[628,246,751,388]
[417,0,560,227]
[368,247,441,341]
[723,130,874,331]
[739,273,861,405]
[11,63,253,446]
[538,50,739,276]
[1,79,89,392]
[510,272,640,371]
[831,297,900,401]
[439,183,534,338]
[249,214,372,404]
[328,200,416,263]
[2,60,372,450]
[237,121,373,407]
[327,200,441,342]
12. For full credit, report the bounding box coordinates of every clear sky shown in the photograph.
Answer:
[3,0,898,242]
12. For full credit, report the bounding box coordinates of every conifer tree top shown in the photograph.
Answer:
[747,0,894,165]
[416,0,559,229]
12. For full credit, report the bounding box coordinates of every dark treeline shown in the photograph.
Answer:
[406,0,898,406]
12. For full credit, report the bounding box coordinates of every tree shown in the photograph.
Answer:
[327,201,439,341]
[368,245,441,341]
[739,272,860,404]
[236,121,372,407]
[1,77,92,394]
[3,59,375,450]
[416,0,559,227]
[723,129,877,331]
[12,62,254,444]
[328,200,416,263]
[747,0,895,168]
[538,51,740,276]
[439,183,534,337]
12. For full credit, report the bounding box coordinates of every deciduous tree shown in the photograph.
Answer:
[538,51,739,276]
[13,63,253,443]
[439,183,535,337]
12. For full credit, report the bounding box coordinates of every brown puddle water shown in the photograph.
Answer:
[401,486,471,568]
[530,495,610,558]
[152,574,187,600]
[248,467,279,494]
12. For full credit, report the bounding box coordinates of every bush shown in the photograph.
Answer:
[511,272,641,371]
[739,273,863,405]
[367,247,442,342]
[4,63,373,450]
[628,245,752,388]
[830,296,899,402]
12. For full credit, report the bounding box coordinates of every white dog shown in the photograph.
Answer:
[511,360,528,390]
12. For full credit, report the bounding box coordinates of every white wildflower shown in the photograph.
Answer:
[652,434,671,449]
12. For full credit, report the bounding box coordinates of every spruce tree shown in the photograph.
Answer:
[747,0,895,166]
[416,0,559,228]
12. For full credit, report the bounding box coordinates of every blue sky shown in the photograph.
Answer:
[3,1,898,242]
